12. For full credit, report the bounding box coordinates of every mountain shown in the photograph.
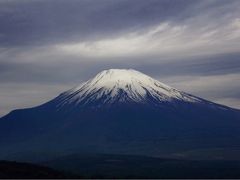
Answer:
[0,69,240,160]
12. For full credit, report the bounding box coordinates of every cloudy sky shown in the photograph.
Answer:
[0,0,240,117]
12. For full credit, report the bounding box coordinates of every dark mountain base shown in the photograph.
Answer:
[41,153,240,179]
[0,160,79,179]
[2,154,240,179]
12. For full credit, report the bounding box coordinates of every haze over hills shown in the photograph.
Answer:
[0,69,240,160]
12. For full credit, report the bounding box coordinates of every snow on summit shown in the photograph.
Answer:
[56,69,201,108]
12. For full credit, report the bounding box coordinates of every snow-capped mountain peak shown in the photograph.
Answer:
[56,69,201,108]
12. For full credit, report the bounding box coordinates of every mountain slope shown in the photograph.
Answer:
[0,69,240,160]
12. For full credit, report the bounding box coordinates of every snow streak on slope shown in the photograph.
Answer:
[55,69,202,108]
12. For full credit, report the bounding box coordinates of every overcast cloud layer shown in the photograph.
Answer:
[0,0,240,117]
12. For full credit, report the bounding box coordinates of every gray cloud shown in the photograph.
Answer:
[0,0,193,46]
[0,0,239,47]
[161,73,240,109]
[0,0,240,116]
[1,52,239,84]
